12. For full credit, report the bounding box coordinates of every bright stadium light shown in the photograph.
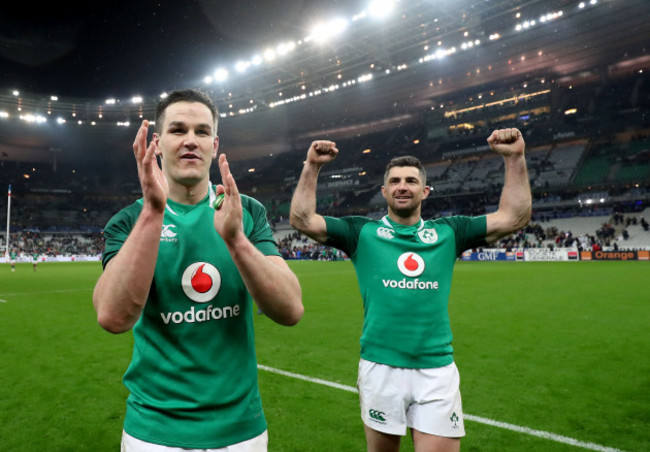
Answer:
[20,114,47,124]
[235,60,250,73]
[436,48,449,59]
[352,11,367,21]
[330,17,348,34]
[309,17,348,43]
[264,49,276,61]
[308,23,327,43]
[358,73,373,83]
[276,41,296,56]
[214,68,229,82]
[368,0,395,19]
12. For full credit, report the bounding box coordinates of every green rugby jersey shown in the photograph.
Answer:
[102,189,279,448]
[325,214,487,369]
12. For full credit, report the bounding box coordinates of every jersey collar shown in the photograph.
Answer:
[165,182,217,216]
[381,215,424,231]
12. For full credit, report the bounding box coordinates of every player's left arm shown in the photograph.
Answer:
[213,154,303,326]
[485,128,532,243]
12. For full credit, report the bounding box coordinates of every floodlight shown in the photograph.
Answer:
[309,23,327,43]
[330,17,348,34]
[368,0,395,19]
[310,17,348,44]
[235,61,250,73]
[277,41,296,55]
[214,68,229,82]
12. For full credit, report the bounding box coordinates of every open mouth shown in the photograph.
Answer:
[181,153,201,160]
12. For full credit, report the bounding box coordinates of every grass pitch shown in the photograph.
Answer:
[0,260,648,451]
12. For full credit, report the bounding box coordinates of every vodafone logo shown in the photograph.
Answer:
[181,262,222,303]
[397,252,425,277]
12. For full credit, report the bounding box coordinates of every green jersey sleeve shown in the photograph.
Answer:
[240,194,280,257]
[324,216,374,257]
[435,215,487,256]
[102,201,142,268]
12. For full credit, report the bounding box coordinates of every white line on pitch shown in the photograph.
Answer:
[0,299,6,303]
[258,364,357,393]
[258,365,623,452]
[0,289,93,297]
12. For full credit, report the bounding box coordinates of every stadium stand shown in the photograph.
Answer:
[2,72,650,256]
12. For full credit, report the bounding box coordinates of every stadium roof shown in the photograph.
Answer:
[1,0,649,164]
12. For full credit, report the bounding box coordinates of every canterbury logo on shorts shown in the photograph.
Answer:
[369,409,387,423]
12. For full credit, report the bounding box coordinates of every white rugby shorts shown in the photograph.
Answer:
[357,358,465,438]
[121,430,268,452]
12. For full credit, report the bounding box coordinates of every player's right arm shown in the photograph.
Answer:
[93,208,163,333]
[93,120,167,334]
[289,140,338,243]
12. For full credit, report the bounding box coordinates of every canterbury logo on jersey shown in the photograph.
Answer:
[381,252,440,290]
[160,224,178,242]
[376,227,395,239]
[159,262,241,325]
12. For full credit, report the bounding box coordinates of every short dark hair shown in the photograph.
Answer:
[384,155,427,186]
[154,89,219,135]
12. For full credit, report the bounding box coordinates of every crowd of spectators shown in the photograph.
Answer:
[613,212,649,231]
[2,231,104,258]
[276,230,346,260]
[495,213,649,252]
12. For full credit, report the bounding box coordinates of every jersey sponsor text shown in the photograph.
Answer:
[382,278,439,290]
[160,304,241,325]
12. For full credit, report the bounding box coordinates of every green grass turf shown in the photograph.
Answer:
[0,260,648,451]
